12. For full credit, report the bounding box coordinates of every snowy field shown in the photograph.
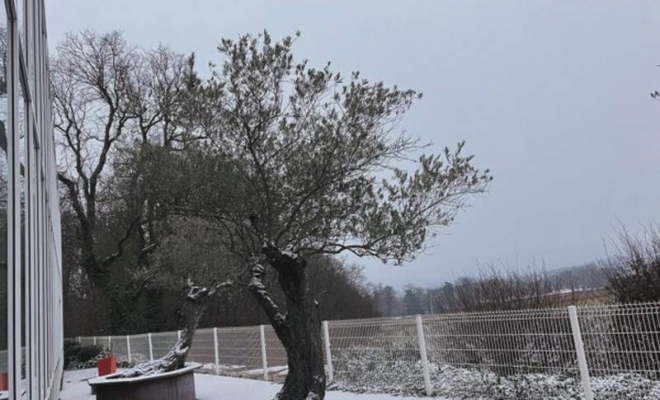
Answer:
[59,369,449,400]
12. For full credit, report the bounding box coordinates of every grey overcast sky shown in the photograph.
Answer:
[46,0,660,289]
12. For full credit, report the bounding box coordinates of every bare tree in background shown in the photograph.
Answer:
[52,30,200,296]
[435,265,576,313]
[601,225,660,373]
[605,224,660,303]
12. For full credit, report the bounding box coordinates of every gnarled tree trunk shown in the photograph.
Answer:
[117,282,230,378]
[249,246,326,400]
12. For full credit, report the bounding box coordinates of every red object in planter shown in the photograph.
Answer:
[0,372,8,391]
[97,357,117,376]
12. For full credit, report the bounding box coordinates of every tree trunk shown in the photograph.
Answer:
[117,282,229,378]
[278,287,326,400]
[249,247,326,400]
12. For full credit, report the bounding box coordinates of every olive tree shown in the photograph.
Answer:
[165,32,491,400]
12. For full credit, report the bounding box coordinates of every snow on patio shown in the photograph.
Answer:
[59,369,450,400]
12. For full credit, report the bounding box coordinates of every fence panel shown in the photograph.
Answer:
[579,303,660,377]
[186,327,216,366]
[151,331,178,359]
[213,326,263,374]
[424,308,582,398]
[264,324,287,369]
[96,336,111,351]
[127,334,150,364]
[327,316,424,395]
[109,335,129,361]
[423,308,577,374]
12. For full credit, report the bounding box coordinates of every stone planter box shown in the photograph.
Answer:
[88,363,201,400]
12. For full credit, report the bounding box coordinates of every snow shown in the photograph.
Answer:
[243,365,289,376]
[59,368,451,400]
[88,363,202,385]
[61,362,659,400]
[59,369,99,400]
[329,344,660,400]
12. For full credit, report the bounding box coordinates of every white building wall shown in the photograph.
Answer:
[1,0,62,399]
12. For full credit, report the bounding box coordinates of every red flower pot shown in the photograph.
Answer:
[0,372,7,391]
[97,356,117,376]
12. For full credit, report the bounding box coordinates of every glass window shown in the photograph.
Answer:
[15,0,23,48]
[18,75,25,395]
[26,1,33,100]
[0,4,8,396]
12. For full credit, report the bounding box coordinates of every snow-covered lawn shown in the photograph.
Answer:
[59,369,451,400]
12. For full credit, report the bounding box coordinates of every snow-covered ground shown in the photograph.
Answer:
[59,369,450,400]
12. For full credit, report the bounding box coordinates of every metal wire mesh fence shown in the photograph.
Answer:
[74,302,660,399]
[151,331,179,359]
[579,303,660,378]
[188,328,215,365]
[214,326,262,371]
[422,308,577,375]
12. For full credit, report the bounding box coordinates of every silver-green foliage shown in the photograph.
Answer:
[173,31,492,263]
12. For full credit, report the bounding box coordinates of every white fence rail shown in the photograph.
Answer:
[74,302,660,399]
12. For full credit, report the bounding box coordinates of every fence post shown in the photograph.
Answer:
[93,336,97,345]
[148,332,154,361]
[126,335,132,363]
[259,325,269,381]
[178,330,181,341]
[415,314,433,396]
[568,306,594,400]
[213,327,220,374]
[108,336,112,350]
[322,321,334,383]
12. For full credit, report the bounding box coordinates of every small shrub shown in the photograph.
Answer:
[63,339,81,369]
[606,225,660,303]
[77,345,103,363]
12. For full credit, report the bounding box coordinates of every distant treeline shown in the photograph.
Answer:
[370,262,609,317]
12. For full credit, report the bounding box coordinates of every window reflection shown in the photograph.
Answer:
[19,75,25,392]
[0,14,8,396]
[0,2,60,398]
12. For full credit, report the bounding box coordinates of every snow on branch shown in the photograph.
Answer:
[248,259,286,328]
